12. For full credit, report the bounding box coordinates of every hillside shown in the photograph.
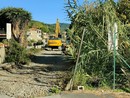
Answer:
[48,23,70,32]
[60,23,70,31]
[46,23,70,34]
[29,20,70,33]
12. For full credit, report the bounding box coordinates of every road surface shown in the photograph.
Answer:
[39,92,117,98]
[0,50,129,98]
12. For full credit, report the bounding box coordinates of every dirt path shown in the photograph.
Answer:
[42,91,130,98]
[0,50,73,98]
[0,50,129,98]
[31,50,72,71]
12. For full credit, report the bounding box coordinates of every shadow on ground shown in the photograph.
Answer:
[30,53,74,71]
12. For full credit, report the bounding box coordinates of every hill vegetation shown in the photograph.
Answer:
[28,20,49,33]
[49,23,70,32]
[28,20,70,34]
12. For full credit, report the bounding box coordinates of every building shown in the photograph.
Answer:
[0,23,12,41]
[42,33,49,46]
[27,28,42,42]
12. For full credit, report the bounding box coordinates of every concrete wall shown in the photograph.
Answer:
[0,44,5,64]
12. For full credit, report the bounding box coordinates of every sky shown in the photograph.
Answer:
[0,0,87,24]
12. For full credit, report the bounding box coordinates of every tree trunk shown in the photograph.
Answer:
[12,20,29,47]
[12,20,21,42]
[19,20,28,47]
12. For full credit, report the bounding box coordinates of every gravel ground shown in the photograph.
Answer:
[0,50,129,98]
[43,91,130,98]
[0,68,47,98]
[0,50,72,98]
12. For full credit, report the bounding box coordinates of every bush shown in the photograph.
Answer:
[5,39,30,65]
[49,86,61,94]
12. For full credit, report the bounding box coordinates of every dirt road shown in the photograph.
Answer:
[42,93,115,98]
[0,50,129,98]
[0,50,73,98]
[42,92,130,98]
[31,50,72,71]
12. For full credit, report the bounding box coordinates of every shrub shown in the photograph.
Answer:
[49,86,61,94]
[5,39,30,65]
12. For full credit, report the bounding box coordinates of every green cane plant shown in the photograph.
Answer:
[65,0,130,91]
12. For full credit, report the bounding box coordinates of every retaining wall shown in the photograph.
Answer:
[0,44,5,64]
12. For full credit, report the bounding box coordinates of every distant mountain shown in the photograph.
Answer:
[60,23,70,31]
[47,23,70,32]
[29,20,70,33]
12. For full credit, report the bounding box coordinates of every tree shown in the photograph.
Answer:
[0,7,32,46]
[28,20,49,32]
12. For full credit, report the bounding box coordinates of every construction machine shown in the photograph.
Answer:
[47,19,62,50]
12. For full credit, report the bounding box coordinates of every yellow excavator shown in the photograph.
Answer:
[47,19,62,50]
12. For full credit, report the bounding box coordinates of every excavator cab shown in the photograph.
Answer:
[47,35,62,50]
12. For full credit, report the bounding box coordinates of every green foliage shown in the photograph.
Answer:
[0,7,31,29]
[117,0,130,24]
[60,23,70,31]
[0,7,31,44]
[28,20,69,34]
[2,39,9,46]
[47,24,55,33]
[5,39,30,65]
[66,0,130,90]
[47,23,70,33]
[74,69,90,87]
[0,7,31,25]
[28,20,49,32]
[49,86,61,94]
[28,40,36,46]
